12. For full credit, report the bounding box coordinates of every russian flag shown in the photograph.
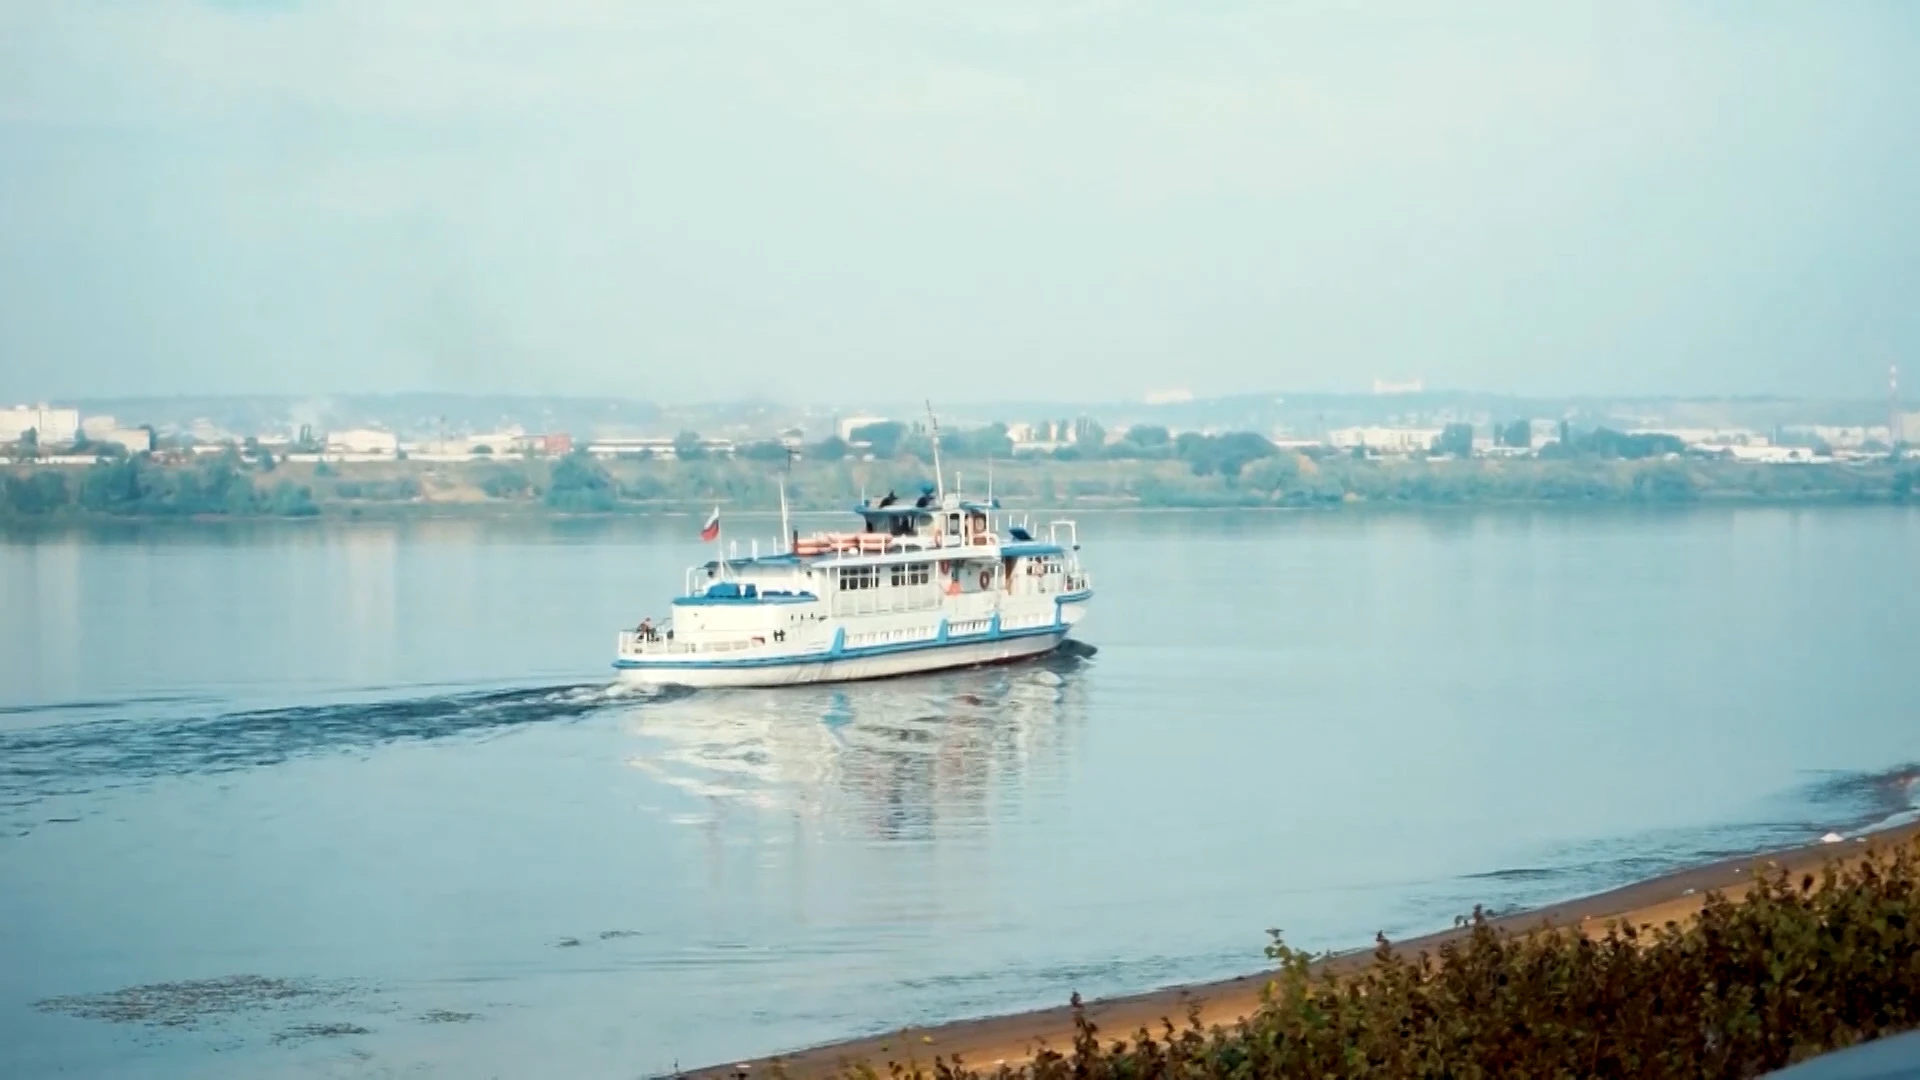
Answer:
[700,506,720,542]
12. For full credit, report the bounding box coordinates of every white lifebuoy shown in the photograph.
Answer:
[978,569,992,590]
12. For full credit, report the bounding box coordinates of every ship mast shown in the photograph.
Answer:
[926,400,946,502]
[779,446,794,553]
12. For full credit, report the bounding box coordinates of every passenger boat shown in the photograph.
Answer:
[612,442,1093,688]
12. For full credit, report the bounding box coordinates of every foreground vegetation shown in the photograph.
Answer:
[2,443,1916,520]
[835,842,1920,1080]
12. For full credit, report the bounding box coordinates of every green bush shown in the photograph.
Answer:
[850,842,1920,1080]
[269,481,319,517]
[480,469,532,499]
[3,470,69,514]
[545,451,616,511]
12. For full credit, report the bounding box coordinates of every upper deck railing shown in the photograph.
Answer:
[678,508,1087,596]
[618,629,814,659]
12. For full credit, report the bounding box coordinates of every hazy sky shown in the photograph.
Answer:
[2,2,1917,404]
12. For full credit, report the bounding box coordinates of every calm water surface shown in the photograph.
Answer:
[2,508,1917,1078]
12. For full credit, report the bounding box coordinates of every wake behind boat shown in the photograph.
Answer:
[612,418,1093,689]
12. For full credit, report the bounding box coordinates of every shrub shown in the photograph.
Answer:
[2,470,70,515]
[481,469,532,499]
[849,841,1920,1080]
[269,481,319,517]
[545,451,615,511]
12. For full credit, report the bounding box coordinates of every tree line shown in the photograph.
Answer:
[5,443,1916,519]
[2,453,319,518]
[690,420,1718,474]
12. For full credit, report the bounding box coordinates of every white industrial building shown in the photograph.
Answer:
[1371,378,1424,395]
[1007,420,1081,453]
[1721,445,1828,464]
[0,404,81,445]
[836,414,889,442]
[1780,425,1894,450]
[1327,426,1445,454]
[405,431,525,459]
[87,429,152,454]
[586,437,677,458]
[325,429,400,455]
[1628,428,1769,450]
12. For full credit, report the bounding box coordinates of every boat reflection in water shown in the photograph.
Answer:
[620,643,1095,842]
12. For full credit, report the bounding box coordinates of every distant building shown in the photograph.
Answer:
[1143,388,1194,406]
[1371,378,1424,395]
[1008,420,1077,453]
[87,429,152,454]
[1327,426,1444,454]
[511,433,574,457]
[582,435,736,459]
[1269,434,1324,450]
[1722,445,1826,464]
[586,437,676,458]
[0,404,81,445]
[1780,425,1893,450]
[461,431,523,455]
[837,414,889,443]
[326,429,400,455]
[1629,428,1768,450]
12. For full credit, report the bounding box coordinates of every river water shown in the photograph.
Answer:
[2,507,1917,1078]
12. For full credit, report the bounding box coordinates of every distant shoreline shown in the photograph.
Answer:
[3,450,1915,523]
[680,820,1920,1079]
[2,492,1918,528]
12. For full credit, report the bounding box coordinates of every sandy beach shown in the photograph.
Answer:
[686,821,1920,1078]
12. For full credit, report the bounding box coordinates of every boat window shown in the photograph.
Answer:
[838,566,879,591]
[890,562,931,587]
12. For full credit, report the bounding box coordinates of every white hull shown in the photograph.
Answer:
[615,629,1072,689]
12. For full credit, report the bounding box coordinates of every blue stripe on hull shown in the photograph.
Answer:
[613,622,1069,672]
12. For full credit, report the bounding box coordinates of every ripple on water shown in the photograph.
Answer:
[0,682,686,831]
[34,975,359,1030]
